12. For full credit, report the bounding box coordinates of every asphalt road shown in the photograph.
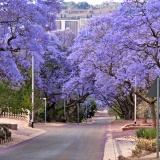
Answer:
[0,113,113,160]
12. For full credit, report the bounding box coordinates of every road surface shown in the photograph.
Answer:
[0,113,113,160]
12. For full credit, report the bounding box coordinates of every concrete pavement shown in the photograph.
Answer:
[95,111,136,160]
[103,125,136,160]
[103,125,118,160]
[103,118,160,160]
[103,130,119,160]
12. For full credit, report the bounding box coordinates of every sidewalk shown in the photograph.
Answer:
[0,118,47,149]
[103,119,160,160]
[103,122,136,160]
[103,125,119,160]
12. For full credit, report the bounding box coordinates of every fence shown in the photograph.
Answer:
[0,107,30,123]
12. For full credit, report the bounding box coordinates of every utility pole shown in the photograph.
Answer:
[134,76,137,124]
[31,53,34,128]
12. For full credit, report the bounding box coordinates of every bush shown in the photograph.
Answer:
[136,128,145,138]
[133,128,157,157]
[144,128,156,139]
[132,147,142,157]
[136,138,156,152]
[37,108,45,121]
[132,139,156,157]
[136,128,156,139]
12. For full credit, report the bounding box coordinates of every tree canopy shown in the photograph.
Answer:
[62,0,160,125]
[1,0,160,124]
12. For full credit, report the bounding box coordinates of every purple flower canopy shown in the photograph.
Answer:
[0,0,62,83]
[1,0,160,108]
[62,0,160,107]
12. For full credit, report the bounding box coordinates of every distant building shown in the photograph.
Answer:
[56,2,119,34]
[79,18,88,30]
[56,20,80,35]
[56,18,89,35]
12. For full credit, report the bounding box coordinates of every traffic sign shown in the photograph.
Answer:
[146,77,160,97]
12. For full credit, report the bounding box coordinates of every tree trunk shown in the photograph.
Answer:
[129,110,133,119]
[66,108,70,122]
[124,110,131,120]
[51,106,56,122]
[47,102,56,122]
[149,102,156,128]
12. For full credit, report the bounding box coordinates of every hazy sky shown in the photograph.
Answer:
[64,0,123,5]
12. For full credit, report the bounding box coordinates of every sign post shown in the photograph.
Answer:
[157,77,159,158]
[146,77,160,158]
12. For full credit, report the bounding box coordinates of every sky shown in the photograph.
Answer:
[64,0,123,5]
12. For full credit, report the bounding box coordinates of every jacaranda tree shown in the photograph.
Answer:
[63,0,160,125]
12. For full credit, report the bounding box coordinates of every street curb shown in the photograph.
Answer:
[103,125,119,160]
[114,139,122,156]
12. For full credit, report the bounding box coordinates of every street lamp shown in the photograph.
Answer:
[134,76,137,124]
[43,98,47,123]
[31,53,34,128]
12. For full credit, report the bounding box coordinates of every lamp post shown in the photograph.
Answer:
[134,76,137,124]
[43,98,47,123]
[31,53,34,128]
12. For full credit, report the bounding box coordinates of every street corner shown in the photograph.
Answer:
[0,126,47,150]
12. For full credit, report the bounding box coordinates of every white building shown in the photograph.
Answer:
[56,20,79,35]
[56,18,88,35]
